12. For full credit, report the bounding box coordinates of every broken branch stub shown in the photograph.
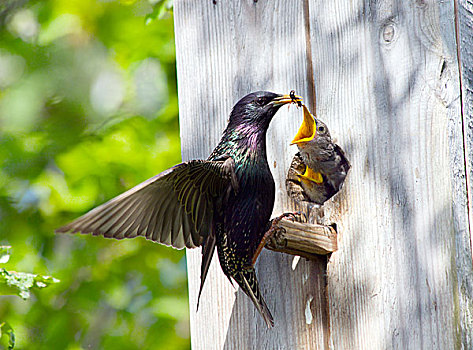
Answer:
[264,218,337,259]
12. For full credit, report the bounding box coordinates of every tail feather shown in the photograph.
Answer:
[234,268,274,328]
[197,233,217,311]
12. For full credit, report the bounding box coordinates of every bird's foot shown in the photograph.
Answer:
[251,212,304,265]
[270,211,306,227]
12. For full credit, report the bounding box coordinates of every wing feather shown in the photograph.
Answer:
[154,193,173,244]
[56,159,237,250]
[123,195,155,239]
[145,201,161,240]
[112,194,150,238]
[95,196,140,237]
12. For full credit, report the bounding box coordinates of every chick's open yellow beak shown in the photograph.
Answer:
[296,166,324,184]
[271,94,303,106]
[291,104,316,144]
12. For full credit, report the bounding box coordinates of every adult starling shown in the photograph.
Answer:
[287,104,350,205]
[56,91,302,328]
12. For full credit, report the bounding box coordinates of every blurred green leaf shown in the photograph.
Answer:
[0,321,15,350]
[0,268,59,300]
[0,247,11,264]
[146,0,174,24]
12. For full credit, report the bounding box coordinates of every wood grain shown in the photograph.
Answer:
[455,0,473,347]
[174,1,329,349]
[265,219,338,258]
[307,0,473,348]
[174,0,473,348]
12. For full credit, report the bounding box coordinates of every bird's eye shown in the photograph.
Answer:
[255,97,266,106]
[317,125,326,133]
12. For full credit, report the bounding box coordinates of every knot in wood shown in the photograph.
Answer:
[382,23,395,43]
[415,0,428,8]
[267,226,288,249]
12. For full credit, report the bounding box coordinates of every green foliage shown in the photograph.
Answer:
[0,247,10,264]
[0,268,54,300]
[146,0,174,23]
[0,1,189,349]
[1,246,58,349]
[1,246,59,300]
[0,321,15,350]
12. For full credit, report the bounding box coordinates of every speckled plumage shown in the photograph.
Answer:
[204,91,285,327]
[57,91,300,328]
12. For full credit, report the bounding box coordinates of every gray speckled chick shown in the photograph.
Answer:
[286,104,350,205]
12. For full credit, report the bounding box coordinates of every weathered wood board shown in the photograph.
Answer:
[174,0,473,349]
[455,1,473,347]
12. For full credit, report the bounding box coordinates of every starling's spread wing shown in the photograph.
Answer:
[56,159,237,249]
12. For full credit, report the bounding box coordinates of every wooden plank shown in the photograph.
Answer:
[175,0,473,349]
[174,1,330,349]
[455,0,473,347]
[457,0,473,232]
[306,0,473,348]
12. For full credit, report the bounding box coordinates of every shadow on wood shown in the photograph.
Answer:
[222,251,331,350]
[176,0,473,348]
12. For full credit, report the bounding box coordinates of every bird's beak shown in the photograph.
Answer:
[296,166,324,184]
[271,93,303,106]
[291,104,316,144]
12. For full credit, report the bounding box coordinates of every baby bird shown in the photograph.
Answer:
[286,104,350,205]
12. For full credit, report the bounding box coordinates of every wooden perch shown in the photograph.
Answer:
[264,218,337,259]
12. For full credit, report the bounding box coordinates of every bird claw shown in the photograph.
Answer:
[251,212,304,265]
[271,211,304,225]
